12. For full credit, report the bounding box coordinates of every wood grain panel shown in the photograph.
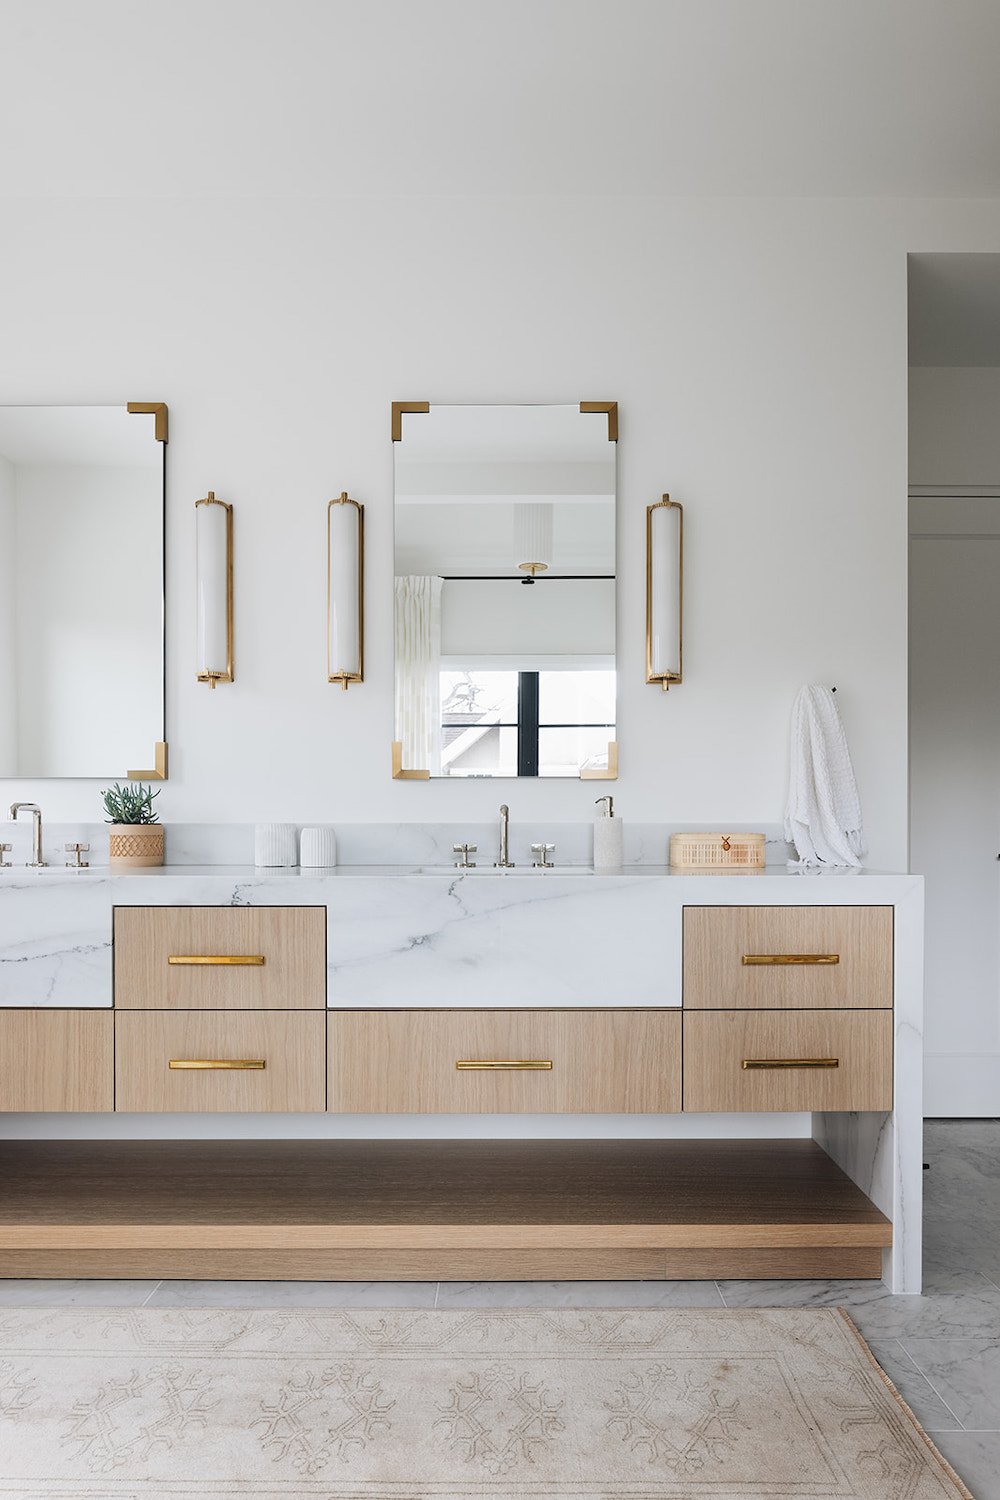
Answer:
[328,1009,682,1114]
[113,906,326,1010]
[0,1011,112,1112]
[683,1010,893,1112]
[115,1011,326,1112]
[683,906,892,1009]
[0,1245,883,1280]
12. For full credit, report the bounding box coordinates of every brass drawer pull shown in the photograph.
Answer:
[742,954,839,966]
[168,1059,266,1070]
[167,955,266,966]
[455,1059,553,1071]
[742,1057,840,1070]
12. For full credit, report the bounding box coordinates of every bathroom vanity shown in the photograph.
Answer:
[0,865,922,1291]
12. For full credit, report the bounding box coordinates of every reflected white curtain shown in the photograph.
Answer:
[394,575,443,775]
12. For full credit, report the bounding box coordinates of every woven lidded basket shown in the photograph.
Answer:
[108,824,164,869]
[669,832,765,870]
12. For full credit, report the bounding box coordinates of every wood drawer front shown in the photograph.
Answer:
[115,1012,326,1112]
[683,906,892,1010]
[328,1010,682,1114]
[0,1011,113,1112]
[683,1010,892,1112]
[114,907,326,1010]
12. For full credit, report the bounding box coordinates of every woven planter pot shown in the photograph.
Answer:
[108,824,164,870]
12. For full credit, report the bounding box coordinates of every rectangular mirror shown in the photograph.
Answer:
[394,402,616,778]
[0,404,165,778]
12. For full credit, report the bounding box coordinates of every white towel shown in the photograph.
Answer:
[784,686,866,868]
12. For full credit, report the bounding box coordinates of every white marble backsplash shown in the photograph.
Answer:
[4,820,794,870]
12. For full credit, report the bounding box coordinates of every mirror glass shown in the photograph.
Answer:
[394,403,615,777]
[0,405,164,777]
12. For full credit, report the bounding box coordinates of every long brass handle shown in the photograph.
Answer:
[167,955,266,966]
[455,1059,553,1071]
[168,1059,266,1070]
[742,1057,840,1070]
[742,954,839,966]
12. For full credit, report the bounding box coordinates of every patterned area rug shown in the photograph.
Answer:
[0,1306,971,1498]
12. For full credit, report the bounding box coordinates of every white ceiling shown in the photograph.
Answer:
[3,1,1000,198]
[908,254,1000,366]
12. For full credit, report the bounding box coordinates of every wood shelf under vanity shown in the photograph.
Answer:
[0,1139,890,1281]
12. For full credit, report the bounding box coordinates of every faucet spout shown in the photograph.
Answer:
[495,803,514,869]
[10,802,45,868]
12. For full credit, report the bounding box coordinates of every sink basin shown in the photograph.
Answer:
[416,864,593,876]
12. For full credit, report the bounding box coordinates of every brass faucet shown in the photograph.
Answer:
[9,803,45,867]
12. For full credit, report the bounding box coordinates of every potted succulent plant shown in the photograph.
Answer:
[102,783,164,869]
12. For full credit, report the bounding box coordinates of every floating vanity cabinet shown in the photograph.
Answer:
[0,1012,113,1112]
[328,1009,682,1114]
[683,906,893,1010]
[115,1011,326,1113]
[113,907,327,1010]
[112,906,328,1112]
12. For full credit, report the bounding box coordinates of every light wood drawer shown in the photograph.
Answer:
[683,1010,892,1112]
[115,1011,326,1112]
[0,1011,113,1112]
[114,907,326,1010]
[328,1010,682,1114]
[683,906,892,1009]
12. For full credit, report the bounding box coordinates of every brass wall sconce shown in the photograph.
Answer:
[195,492,234,687]
[328,492,364,688]
[646,494,683,690]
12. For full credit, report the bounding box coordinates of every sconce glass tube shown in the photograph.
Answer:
[646,494,683,689]
[514,502,553,579]
[195,492,233,686]
[328,492,364,688]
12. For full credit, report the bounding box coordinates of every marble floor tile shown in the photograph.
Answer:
[864,1339,963,1432]
[435,1279,727,1309]
[0,1279,160,1307]
[930,1431,1000,1500]
[718,1274,1000,1341]
[144,1280,439,1309]
[898,1338,1000,1431]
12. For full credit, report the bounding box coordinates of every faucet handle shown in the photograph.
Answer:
[0,842,11,868]
[452,843,477,869]
[531,842,556,869]
[65,842,90,869]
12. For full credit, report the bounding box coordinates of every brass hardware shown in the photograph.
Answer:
[391,401,430,441]
[168,1058,266,1070]
[64,842,90,869]
[392,740,430,780]
[127,741,169,781]
[195,492,235,687]
[579,401,618,442]
[742,1058,840,1070]
[127,401,169,443]
[456,1059,554,1071]
[647,494,683,689]
[167,955,267,966]
[742,954,840,966]
[327,492,364,688]
[580,741,618,781]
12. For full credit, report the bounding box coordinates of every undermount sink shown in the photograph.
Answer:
[416,864,593,876]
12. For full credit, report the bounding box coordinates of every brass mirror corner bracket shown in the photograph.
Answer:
[128,741,168,781]
[580,742,618,781]
[391,401,430,442]
[392,740,430,780]
[127,401,169,443]
[579,401,618,442]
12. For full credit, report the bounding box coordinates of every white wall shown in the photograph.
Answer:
[2,196,1000,865]
[909,367,1000,485]
[0,455,17,772]
[440,579,614,658]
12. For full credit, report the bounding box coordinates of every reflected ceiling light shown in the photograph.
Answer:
[646,494,683,690]
[195,492,234,687]
[514,503,552,584]
[328,491,364,689]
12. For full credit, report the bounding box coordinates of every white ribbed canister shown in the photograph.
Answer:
[254,824,298,867]
[300,826,337,868]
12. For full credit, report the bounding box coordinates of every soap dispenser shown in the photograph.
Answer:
[593,795,624,872]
